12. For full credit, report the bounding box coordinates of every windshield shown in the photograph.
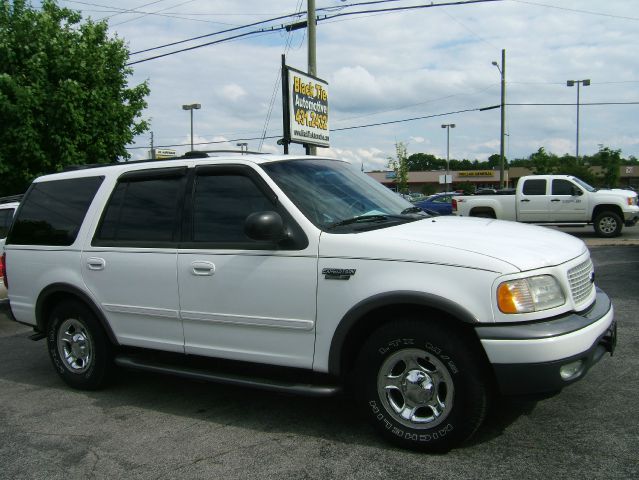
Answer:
[572,177,596,192]
[263,159,426,231]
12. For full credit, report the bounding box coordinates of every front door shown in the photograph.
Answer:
[177,166,318,369]
[550,179,587,222]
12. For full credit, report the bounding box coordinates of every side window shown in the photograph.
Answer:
[522,179,547,196]
[552,179,578,195]
[192,173,275,243]
[94,170,185,246]
[7,177,103,246]
[0,208,14,238]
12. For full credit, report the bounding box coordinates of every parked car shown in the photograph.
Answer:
[414,192,454,215]
[4,155,616,452]
[0,195,21,301]
[453,175,639,237]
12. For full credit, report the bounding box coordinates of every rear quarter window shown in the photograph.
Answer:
[7,176,104,246]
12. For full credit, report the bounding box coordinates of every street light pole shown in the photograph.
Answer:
[182,103,201,151]
[441,124,456,193]
[566,79,590,163]
[492,49,506,188]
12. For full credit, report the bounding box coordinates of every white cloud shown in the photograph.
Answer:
[84,0,639,162]
[221,84,247,102]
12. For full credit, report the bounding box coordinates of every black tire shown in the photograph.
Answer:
[593,211,623,238]
[352,319,489,452]
[47,300,112,390]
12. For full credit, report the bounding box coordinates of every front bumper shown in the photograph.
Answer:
[624,212,638,227]
[476,289,616,395]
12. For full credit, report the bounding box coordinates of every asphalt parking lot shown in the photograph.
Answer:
[1,242,637,480]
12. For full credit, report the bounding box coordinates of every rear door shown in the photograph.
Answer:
[177,165,318,369]
[517,178,550,222]
[82,167,187,352]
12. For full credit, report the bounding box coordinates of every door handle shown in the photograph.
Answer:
[87,257,106,271]
[551,199,561,202]
[520,199,530,203]
[191,261,216,276]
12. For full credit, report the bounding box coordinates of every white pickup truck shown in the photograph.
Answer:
[452,175,639,237]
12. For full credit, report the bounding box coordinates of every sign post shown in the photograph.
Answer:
[281,58,330,154]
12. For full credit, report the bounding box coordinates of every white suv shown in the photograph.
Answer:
[3,154,617,451]
[0,195,21,300]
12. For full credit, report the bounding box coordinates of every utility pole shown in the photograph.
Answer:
[307,0,317,156]
[492,49,506,188]
[150,131,155,160]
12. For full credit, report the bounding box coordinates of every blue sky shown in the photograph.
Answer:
[47,0,639,169]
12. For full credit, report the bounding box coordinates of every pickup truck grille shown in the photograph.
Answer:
[568,259,594,306]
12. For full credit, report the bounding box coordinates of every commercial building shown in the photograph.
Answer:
[368,165,639,193]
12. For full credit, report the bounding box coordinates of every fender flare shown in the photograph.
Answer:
[36,283,119,345]
[327,290,479,376]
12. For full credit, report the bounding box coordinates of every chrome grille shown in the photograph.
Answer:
[568,259,594,305]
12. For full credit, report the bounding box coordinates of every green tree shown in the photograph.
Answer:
[406,152,444,171]
[529,147,558,174]
[387,142,409,193]
[0,0,149,195]
[591,146,622,187]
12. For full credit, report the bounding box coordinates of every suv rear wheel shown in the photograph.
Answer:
[352,319,489,451]
[47,300,112,390]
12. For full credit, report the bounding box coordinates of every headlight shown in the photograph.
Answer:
[497,275,565,314]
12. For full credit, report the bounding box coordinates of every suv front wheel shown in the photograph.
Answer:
[353,319,489,451]
[47,300,112,390]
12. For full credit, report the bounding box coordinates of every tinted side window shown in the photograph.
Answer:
[192,173,274,243]
[522,179,547,196]
[552,179,577,195]
[0,208,14,238]
[95,174,185,246]
[7,177,103,246]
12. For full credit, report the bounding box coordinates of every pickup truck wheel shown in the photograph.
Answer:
[47,300,112,390]
[593,211,622,238]
[353,319,488,452]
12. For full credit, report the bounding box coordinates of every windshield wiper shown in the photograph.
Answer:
[400,206,423,214]
[326,214,391,230]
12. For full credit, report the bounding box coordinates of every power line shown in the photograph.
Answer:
[511,0,639,22]
[128,1,404,55]
[126,0,503,65]
[128,99,639,150]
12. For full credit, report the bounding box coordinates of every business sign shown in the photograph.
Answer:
[458,170,494,177]
[155,148,177,159]
[283,65,330,148]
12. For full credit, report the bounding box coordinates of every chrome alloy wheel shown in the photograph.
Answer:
[57,318,93,374]
[598,216,618,235]
[377,348,454,429]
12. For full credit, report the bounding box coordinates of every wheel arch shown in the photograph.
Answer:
[327,291,481,378]
[469,207,496,218]
[36,283,119,345]
[591,204,623,222]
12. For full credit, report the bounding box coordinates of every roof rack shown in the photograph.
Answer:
[0,194,23,204]
[61,149,268,172]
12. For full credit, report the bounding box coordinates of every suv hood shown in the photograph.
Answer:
[319,216,587,273]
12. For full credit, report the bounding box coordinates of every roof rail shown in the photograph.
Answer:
[60,149,269,172]
[0,194,23,204]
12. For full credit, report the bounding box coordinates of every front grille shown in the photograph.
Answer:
[568,259,594,305]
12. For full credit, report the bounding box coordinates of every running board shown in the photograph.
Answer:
[114,355,341,397]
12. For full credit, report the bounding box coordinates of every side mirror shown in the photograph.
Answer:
[244,211,284,241]
[571,186,583,196]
